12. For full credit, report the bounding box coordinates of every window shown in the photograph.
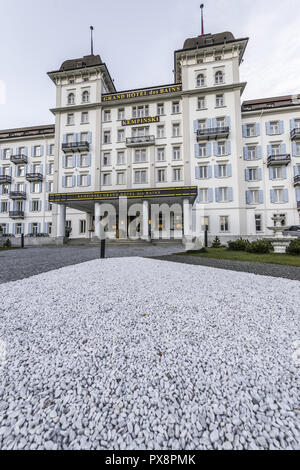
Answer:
[79,154,88,167]
[218,164,227,177]
[0,201,8,213]
[215,70,224,84]
[157,103,164,115]
[157,169,165,182]
[216,117,225,128]
[82,90,89,103]
[246,124,255,137]
[103,153,111,166]
[198,144,207,157]
[117,172,125,185]
[134,170,147,184]
[248,146,257,160]
[117,151,125,165]
[31,200,40,212]
[217,141,226,156]
[220,216,229,232]
[67,93,75,105]
[173,147,181,160]
[216,94,224,107]
[81,132,88,142]
[135,149,147,162]
[78,174,89,187]
[0,223,8,234]
[272,167,283,179]
[16,165,25,177]
[201,216,210,231]
[47,182,53,192]
[103,131,111,144]
[172,124,180,137]
[81,112,89,124]
[104,110,111,122]
[117,129,125,142]
[271,144,280,156]
[157,148,165,161]
[118,108,125,120]
[103,173,111,185]
[196,73,205,87]
[67,113,74,125]
[270,121,280,135]
[32,223,38,235]
[2,184,9,195]
[65,175,73,188]
[3,149,10,160]
[132,105,149,118]
[173,168,181,181]
[66,155,74,168]
[197,96,206,110]
[33,146,41,157]
[219,187,228,202]
[79,220,86,234]
[248,168,258,181]
[255,215,262,232]
[198,166,208,179]
[295,142,300,156]
[157,125,165,139]
[273,189,285,203]
[172,101,180,114]
[31,183,41,193]
[15,223,22,235]
[249,190,260,204]
[198,188,209,203]
[49,144,54,156]
[67,133,74,144]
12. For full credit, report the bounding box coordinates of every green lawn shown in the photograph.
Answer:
[0,246,20,251]
[181,247,300,267]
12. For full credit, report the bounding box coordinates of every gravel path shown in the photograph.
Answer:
[151,255,300,281]
[0,258,299,450]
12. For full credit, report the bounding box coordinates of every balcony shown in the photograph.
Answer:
[126,135,155,147]
[9,191,26,200]
[0,175,12,184]
[267,154,291,166]
[9,211,24,219]
[294,175,300,187]
[290,128,300,140]
[26,172,43,182]
[10,154,28,164]
[196,127,230,141]
[62,141,89,153]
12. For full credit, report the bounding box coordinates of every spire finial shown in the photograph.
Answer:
[90,26,94,55]
[200,4,204,36]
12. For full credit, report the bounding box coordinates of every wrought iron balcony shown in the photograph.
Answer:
[62,141,89,153]
[126,135,155,146]
[0,175,12,184]
[9,191,26,200]
[290,128,300,140]
[267,154,291,166]
[196,127,230,141]
[294,174,300,187]
[26,172,43,182]
[10,154,28,164]
[9,211,24,219]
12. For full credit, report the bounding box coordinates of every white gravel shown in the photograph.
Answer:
[0,257,299,450]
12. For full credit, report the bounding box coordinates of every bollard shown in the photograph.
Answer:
[21,233,24,249]
[100,238,106,259]
[204,226,208,247]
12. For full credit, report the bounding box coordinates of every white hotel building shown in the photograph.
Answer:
[0,31,300,243]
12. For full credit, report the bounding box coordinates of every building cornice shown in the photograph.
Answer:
[242,104,300,118]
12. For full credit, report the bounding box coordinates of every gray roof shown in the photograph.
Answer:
[183,32,236,50]
[59,54,102,72]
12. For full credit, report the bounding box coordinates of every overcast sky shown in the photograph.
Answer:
[0,0,299,129]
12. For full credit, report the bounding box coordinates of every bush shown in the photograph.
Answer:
[246,239,271,254]
[227,238,250,251]
[186,247,208,254]
[211,236,222,248]
[3,238,11,248]
[286,238,300,255]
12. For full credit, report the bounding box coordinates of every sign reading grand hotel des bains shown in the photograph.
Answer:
[102,84,182,102]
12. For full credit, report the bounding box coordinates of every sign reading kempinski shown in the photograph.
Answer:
[102,85,182,102]
[121,116,160,126]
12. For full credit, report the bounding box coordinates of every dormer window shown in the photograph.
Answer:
[196,73,205,87]
[67,93,75,105]
[215,71,224,84]
[82,90,90,103]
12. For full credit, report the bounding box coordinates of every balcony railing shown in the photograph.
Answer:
[10,154,28,164]
[290,128,300,140]
[25,172,43,182]
[0,175,12,184]
[62,141,89,153]
[196,127,230,141]
[294,174,300,186]
[267,154,291,166]
[126,135,155,146]
[9,191,26,200]
[9,211,24,219]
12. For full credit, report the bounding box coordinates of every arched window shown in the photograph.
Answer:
[67,93,75,105]
[215,71,224,84]
[196,74,205,87]
[82,90,89,103]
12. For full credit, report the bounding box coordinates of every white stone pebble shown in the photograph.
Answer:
[0,257,299,450]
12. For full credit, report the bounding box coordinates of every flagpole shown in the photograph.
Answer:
[200,4,204,36]
[90,26,94,55]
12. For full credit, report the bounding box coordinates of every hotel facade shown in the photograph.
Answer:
[0,31,300,243]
